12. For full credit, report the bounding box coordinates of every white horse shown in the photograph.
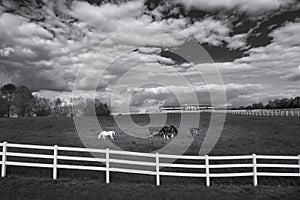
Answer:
[98,131,115,141]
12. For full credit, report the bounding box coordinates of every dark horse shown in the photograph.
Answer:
[159,125,178,139]
[190,128,201,136]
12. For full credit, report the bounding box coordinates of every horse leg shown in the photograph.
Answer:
[149,130,153,138]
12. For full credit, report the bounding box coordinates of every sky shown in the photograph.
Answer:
[0,0,299,113]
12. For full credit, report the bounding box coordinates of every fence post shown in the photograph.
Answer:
[253,154,258,186]
[53,145,58,180]
[106,148,110,184]
[1,141,7,177]
[205,155,210,187]
[298,155,300,178]
[156,152,160,186]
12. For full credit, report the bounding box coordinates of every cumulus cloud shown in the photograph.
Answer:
[225,34,249,50]
[0,47,14,57]
[281,66,300,81]
[0,10,71,91]
[0,0,245,93]
[181,18,229,46]
[69,0,146,32]
[129,82,268,110]
[176,0,297,14]
[180,18,249,50]
[0,0,299,112]
[269,21,300,47]
[236,21,300,79]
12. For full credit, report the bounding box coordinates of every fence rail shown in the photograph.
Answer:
[1,141,299,186]
[225,109,300,117]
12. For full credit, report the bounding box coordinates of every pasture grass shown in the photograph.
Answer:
[0,176,299,200]
[0,114,299,155]
[0,114,299,198]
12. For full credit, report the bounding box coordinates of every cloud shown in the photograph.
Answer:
[69,1,247,49]
[69,0,145,30]
[129,82,267,110]
[225,34,249,50]
[137,47,162,54]
[0,13,53,42]
[0,72,11,86]
[231,21,300,81]
[0,47,14,57]
[180,18,249,49]
[281,65,300,81]
[181,18,229,46]
[269,20,300,47]
[176,0,297,14]
[0,0,299,112]
[0,11,71,90]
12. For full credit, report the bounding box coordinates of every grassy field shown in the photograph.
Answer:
[0,176,299,200]
[0,113,299,199]
[0,113,299,155]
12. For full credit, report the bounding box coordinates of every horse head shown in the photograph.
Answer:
[170,125,178,134]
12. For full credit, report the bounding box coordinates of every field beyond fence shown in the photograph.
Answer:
[1,141,300,187]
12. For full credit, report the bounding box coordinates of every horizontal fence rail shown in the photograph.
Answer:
[1,141,300,186]
[224,109,300,117]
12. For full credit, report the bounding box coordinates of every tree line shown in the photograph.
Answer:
[0,83,111,118]
[235,97,300,110]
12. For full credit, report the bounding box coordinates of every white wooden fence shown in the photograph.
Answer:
[227,109,300,117]
[1,141,299,186]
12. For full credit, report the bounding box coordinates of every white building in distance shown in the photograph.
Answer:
[159,104,215,113]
